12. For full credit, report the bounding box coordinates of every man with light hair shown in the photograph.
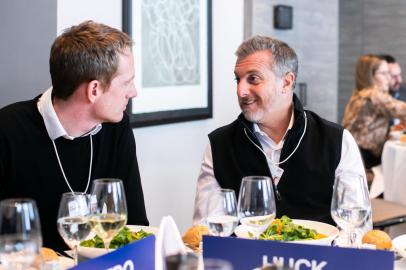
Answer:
[193,36,368,232]
[0,21,148,251]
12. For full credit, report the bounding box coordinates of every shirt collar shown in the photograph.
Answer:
[253,109,295,143]
[37,87,102,140]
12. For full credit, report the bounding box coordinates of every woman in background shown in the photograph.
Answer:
[343,54,406,172]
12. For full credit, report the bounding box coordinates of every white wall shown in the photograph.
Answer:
[57,0,243,232]
[246,0,339,122]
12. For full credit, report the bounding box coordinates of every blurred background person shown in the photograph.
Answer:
[342,54,406,180]
[379,54,405,101]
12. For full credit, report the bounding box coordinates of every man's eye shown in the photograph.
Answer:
[248,75,260,84]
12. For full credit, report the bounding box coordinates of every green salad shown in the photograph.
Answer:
[80,226,153,249]
[257,215,326,241]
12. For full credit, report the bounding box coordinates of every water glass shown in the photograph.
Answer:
[0,198,42,269]
[57,192,91,265]
[331,173,371,247]
[238,176,276,238]
[206,189,238,237]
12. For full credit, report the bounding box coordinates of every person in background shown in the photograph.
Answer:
[193,36,367,229]
[343,54,406,173]
[379,54,406,101]
[0,21,149,251]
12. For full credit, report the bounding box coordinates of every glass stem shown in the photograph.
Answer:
[73,244,78,265]
[104,240,111,251]
[348,228,357,247]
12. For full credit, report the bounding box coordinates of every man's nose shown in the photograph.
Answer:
[129,86,137,99]
[237,81,249,97]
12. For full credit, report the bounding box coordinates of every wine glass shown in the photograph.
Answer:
[57,192,91,265]
[237,176,276,238]
[331,173,371,247]
[0,198,42,270]
[206,189,238,237]
[89,179,127,251]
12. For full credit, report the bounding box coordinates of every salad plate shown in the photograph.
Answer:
[234,218,338,246]
[78,225,158,258]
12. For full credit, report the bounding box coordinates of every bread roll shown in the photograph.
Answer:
[362,230,392,250]
[182,225,209,250]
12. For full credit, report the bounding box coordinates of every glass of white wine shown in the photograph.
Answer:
[89,179,127,252]
[331,173,371,247]
[206,189,238,237]
[0,198,42,270]
[57,192,91,265]
[237,176,276,238]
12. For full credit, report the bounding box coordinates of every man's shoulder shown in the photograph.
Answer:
[305,110,343,133]
[0,99,38,123]
[209,117,242,138]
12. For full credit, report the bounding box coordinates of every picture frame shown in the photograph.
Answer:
[122,0,213,127]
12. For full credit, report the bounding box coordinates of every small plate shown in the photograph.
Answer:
[393,234,406,258]
[234,219,339,246]
[78,225,158,258]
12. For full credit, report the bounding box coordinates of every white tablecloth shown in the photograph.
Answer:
[382,141,406,205]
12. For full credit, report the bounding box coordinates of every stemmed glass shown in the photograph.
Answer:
[331,173,371,247]
[57,192,91,265]
[0,198,42,270]
[206,189,238,237]
[89,179,127,251]
[237,176,276,238]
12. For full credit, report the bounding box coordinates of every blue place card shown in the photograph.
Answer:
[203,236,394,270]
[70,235,155,270]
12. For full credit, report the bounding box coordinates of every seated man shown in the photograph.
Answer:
[0,21,148,251]
[193,36,367,227]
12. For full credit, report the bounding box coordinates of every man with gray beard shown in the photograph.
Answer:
[192,36,367,228]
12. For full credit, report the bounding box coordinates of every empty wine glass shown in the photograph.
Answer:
[57,192,91,265]
[237,176,276,238]
[206,189,238,237]
[89,179,127,251]
[331,173,371,247]
[0,198,42,270]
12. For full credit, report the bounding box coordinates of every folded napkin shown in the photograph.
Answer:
[155,216,187,270]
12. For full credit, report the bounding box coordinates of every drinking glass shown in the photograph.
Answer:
[206,189,238,237]
[237,176,276,238]
[57,192,91,265]
[89,179,127,251]
[331,173,371,247]
[0,198,42,269]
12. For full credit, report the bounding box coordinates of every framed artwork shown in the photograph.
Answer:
[123,0,212,127]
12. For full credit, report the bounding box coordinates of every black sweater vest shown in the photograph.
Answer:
[209,96,343,225]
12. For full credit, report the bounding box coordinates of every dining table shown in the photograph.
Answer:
[382,140,406,205]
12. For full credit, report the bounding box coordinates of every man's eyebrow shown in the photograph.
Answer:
[125,75,135,83]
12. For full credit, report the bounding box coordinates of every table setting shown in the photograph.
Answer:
[1,175,406,269]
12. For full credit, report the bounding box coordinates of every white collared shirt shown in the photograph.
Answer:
[37,87,101,140]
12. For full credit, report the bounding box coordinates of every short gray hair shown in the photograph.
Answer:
[235,35,298,88]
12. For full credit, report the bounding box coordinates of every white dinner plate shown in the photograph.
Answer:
[234,219,339,246]
[77,225,158,259]
[393,234,406,258]
[0,256,74,270]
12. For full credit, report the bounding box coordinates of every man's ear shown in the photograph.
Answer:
[282,72,295,93]
[86,80,103,103]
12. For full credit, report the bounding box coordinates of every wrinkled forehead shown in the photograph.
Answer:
[235,51,273,72]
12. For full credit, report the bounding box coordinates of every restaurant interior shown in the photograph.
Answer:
[2,0,406,269]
